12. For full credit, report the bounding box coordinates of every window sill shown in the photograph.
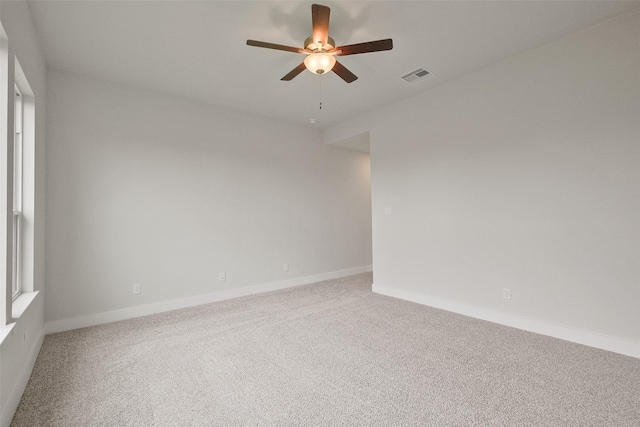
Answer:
[12,290,39,319]
[0,291,39,346]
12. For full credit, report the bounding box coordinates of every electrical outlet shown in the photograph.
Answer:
[284,264,289,272]
[219,272,226,282]
[385,207,392,216]
[503,288,511,300]
[133,283,141,294]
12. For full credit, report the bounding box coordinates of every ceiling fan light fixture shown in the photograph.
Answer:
[304,52,336,75]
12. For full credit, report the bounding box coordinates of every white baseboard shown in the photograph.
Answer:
[373,283,640,359]
[1,331,44,427]
[45,265,373,334]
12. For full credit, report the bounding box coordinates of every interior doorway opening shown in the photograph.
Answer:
[325,131,373,273]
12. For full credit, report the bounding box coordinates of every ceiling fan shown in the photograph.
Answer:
[247,4,393,83]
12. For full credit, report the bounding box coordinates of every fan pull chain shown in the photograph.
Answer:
[319,75,322,110]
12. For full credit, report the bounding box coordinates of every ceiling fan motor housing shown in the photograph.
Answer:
[304,36,335,51]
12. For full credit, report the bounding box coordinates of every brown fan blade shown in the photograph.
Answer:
[336,39,393,56]
[311,4,330,46]
[332,60,357,83]
[247,40,301,54]
[281,62,307,81]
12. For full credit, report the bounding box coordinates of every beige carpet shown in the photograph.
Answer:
[12,273,640,426]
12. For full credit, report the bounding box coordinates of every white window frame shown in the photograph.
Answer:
[12,85,22,300]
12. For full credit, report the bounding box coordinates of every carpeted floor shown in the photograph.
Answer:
[12,273,640,426]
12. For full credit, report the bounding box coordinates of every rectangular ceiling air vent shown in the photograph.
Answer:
[401,68,431,83]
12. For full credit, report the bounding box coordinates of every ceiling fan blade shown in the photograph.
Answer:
[332,60,358,83]
[281,62,307,81]
[336,39,393,56]
[247,40,301,54]
[311,4,330,46]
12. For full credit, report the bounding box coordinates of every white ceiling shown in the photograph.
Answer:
[28,1,639,129]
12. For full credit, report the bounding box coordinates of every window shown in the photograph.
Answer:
[0,36,36,324]
[0,25,7,325]
[12,85,23,300]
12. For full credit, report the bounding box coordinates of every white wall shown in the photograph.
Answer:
[0,1,47,425]
[45,69,372,325]
[326,10,640,353]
